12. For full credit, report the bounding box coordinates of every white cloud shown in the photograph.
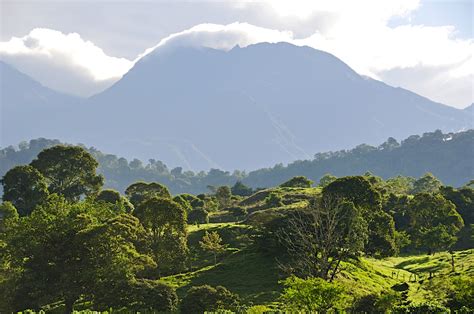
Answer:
[0,28,133,97]
[140,22,294,57]
[0,1,472,107]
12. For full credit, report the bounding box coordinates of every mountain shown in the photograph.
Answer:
[0,61,80,146]
[2,43,472,170]
[84,42,471,169]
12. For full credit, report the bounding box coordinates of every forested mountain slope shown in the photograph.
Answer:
[1,130,472,195]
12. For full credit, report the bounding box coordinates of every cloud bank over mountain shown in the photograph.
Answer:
[0,28,133,97]
[1,0,472,107]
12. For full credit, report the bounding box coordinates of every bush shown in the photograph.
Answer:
[128,279,178,312]
[180,285,240,314]
[188,208,209,224]
[394,303,449,313]
[280,176,313,188]
[446,277,474,311]
[229,206,248,217]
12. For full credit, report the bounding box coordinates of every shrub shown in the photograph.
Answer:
[128,279,178,312]
[394,303,449,313]
[280,176,313,188]
[180,285,240,314]
[188,208,209,224]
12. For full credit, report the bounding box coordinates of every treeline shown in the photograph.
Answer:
[0,144,473,312]
[0,129,473,195]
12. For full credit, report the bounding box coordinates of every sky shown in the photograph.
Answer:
[0,0,472,108]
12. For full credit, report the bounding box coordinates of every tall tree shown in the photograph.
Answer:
[406,193,464,254]
[125,182,171,207]
[30,145,103,201]
[1,165,49,216]
[277,197,368,280]
[134,197,188,275]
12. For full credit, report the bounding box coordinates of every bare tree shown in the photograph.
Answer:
[277,196,368,281]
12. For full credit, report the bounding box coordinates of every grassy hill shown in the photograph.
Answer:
[161,219,473,309]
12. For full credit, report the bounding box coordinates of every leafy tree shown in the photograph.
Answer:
[277,197,368,280]
[125,181,171,207]
[280,276,347,313]
[366,210,398,257]
[411,173,442,194]
[231,181,253,196]
[406,193,464,254]
[134,197,188,275]
[30,145,103,201]
[96,189,134,212]
[0,201,18,232]
[188,208,209,224]
[180,285,240,314]
[215,186,232,208]
[0,196,154,313]
[1,165,49,216]
[173,194,193,212]
[265,193,283,208]
[323,176,382,210]
[200,231,226,265]
[319,174,337,188]
[280,176,313,188]
[385,176,415,195]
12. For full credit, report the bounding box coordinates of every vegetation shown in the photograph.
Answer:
[1,130,472,196]
[0,143,473,313]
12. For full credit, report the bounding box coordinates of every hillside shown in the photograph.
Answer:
[1,130,473,196]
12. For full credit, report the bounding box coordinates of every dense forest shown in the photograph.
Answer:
[0,144,472,313]
[1,130,473,196]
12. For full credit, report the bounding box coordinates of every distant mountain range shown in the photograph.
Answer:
[1,43,472,170]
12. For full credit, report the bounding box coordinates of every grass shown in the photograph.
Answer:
[170,220,474,308]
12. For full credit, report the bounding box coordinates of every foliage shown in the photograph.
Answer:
[446,277,474,311]
[188,208,209,224]
[411,173,442,194]
[30,145,103,201]
[125,181,171,207]
[200,231,226,265]
[264,193,283,208]
[215,186,232,209]
[280,276,347,312]
[180,285,240,314]
[231,181,253,197]
[0,196,154,312]
[1,165,49,216]
[406,193,464,253]
[280,176,313,188]
[277,197,368,280]
[96,189,134,212]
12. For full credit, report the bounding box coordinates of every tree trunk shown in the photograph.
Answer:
[64,298,75,314]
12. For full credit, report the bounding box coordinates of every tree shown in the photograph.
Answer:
[277,197,368,280]
[265,192,283,208]
[30,145,103,201]
[406,193,464,254]
[0,196,154,313]
[215,186,232,208]
[322,176,382,210]
[280,276,347,313]
[134,197,188,274]
[319,174,337,188]
[231,181,253,196]
[96,189,134,212]
[411,173,442,194]
[200,231,226,265]
[125,181,171,207]
[0,202,18,232]
[180,285,239,314]
[188,208,209,224]
[280,176,313,188]
[1,165,49,216]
